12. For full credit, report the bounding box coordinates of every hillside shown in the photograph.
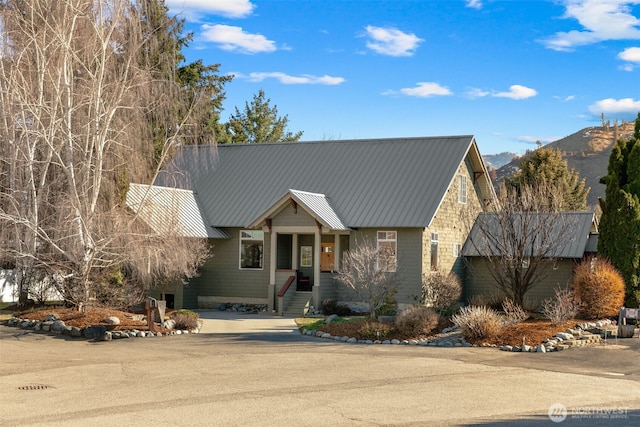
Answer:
[493,121,636,208]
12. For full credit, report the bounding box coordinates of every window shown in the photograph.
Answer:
[377,231,397,272]
[430,232,439,270]
[240,230,263,269]
[453,243,461,258]
[300,246,313,267]
[458,175,467,204]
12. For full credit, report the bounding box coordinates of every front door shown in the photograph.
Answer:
[321,242,335,272]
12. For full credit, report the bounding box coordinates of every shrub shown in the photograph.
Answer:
[375,288,398,317]
[394,306,439,337]
[542,288,580,325]
[357,320,393,340]
[467,290,505,311]
[321,299,351,317]
[572,258,625,319]
[501,298,529,326]
[421,270,462,309]
[451,305,503,340]
[171,309,200,331]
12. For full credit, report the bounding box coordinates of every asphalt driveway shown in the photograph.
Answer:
[1,312,638,426]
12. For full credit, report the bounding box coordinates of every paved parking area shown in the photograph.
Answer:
[1,312,638,426]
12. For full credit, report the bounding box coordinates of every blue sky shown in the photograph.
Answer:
[166,0,640,155]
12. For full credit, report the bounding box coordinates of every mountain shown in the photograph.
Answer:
[483,152,519,170]
[492,121,636,208]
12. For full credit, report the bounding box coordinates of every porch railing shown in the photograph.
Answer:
[276,275,296,315]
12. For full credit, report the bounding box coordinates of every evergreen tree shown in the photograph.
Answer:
[137,0,231,169]
[598,113,640,307]
[221,89,303,144]
[507,144,589,210]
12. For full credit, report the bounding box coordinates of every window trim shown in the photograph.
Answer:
[453,242,461,258]
[239,230,264,270]
[458,174,468,204]
[430,232,439,271]
[377,230,397,272]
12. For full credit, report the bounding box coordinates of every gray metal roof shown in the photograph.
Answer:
[462,211,596,259]
[126,184,230,238]
[155,135,492,228]
[248,189,350,230]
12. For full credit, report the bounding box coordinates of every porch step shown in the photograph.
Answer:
[282,291,312,317]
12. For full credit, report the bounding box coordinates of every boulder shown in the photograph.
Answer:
[83,325,107,340]
[44,313,59,322]
[618,324,636,338]
[51,320,66,334]
[104,316,120,326]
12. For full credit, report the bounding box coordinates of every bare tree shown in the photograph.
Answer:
[465,182,580,307]
[333,238,398,319]
[0,0,211,307]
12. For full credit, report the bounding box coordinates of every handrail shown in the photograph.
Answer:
[277,275,296,297]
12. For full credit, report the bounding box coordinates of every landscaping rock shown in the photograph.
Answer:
[536,344,546,353]
[105,316,120,326]
[51,320,66,334]
[325,314,339,324]
[618,324,636,338]
[84,325,107,340]
[45,314,59,321]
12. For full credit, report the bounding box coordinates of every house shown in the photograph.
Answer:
[462,211,598,309]
[128,136,496,315]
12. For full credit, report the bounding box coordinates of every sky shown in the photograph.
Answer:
[165,0,640,155]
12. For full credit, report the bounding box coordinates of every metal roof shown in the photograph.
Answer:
[126,184,230,239]
[247,189,349,231]
[462,211,596,259]
[155,136,492,229]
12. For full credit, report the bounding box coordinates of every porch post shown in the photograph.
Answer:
[313,226,321,308]
[268,231,276,312]
[334,233,341,271]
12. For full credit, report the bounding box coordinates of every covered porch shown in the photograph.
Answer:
[247,189,351,316]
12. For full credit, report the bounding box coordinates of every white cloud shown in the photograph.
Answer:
[618,46,640,62]
[363,26,424,57]
[237,72,345,85]
[493,85,538,100]
[465,87,490,98]
[541,0,640,51]
[388,82,452,97]
[466,0,483,10]
[166,0,255,20]
[553,95,576,102]
[201,24,275,54]
[588,97,640,115]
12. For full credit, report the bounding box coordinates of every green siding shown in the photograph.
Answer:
[335,228,422,306]
[188,228,271,301]
[272,204,317,227]
[465,258,576,309]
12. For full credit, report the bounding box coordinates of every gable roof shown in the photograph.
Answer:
[462,211,597,259]
[126,183,230,238]
[247,189,350,230]
[155,136,494,229]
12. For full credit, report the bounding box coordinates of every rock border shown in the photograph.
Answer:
[300,319,622,353]
[4,315,200,341]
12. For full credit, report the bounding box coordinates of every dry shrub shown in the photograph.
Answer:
[467,290,506,311]
[452,306,503,340]
[394,306,439,337]
[357,320,394,340]
[171,309,200,331]
[542,288,581,325]
[573,258,625,319]
[421,271,462,309]
[501,298,529,325]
